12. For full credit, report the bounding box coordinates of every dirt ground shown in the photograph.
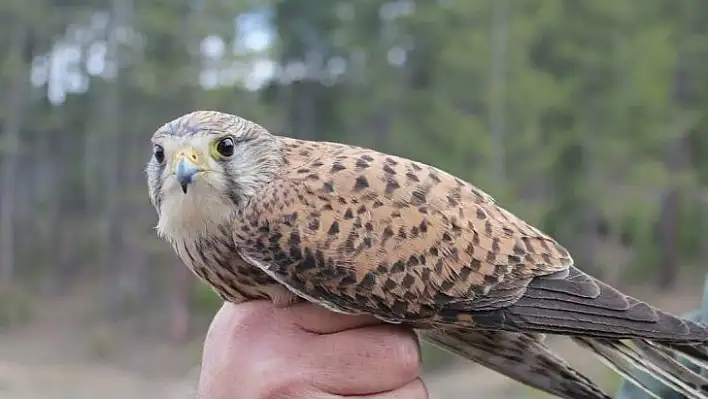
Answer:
[0,277,704,399]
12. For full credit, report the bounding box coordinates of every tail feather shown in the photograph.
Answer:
[433,265,708,398]
[634,340,708,388]
[574,338,664,399]
[666,342,708,370]
[574,337,708,399]
[420,329,611,399]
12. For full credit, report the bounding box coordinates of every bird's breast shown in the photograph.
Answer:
[172,228,297,305]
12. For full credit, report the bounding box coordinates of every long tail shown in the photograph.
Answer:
[573,337,708,399]
[437,266,708,398]
[420,329,611,399]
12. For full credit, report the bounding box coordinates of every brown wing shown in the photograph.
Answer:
[234,140,571,321]
[234,140,708,345]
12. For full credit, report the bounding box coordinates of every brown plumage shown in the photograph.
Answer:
[147,110,708,399]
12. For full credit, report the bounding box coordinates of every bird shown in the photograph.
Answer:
[146,110,708,399]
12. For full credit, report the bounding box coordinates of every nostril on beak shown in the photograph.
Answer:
[179,152,199,162]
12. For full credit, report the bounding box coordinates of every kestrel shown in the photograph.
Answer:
[146,110,708,399]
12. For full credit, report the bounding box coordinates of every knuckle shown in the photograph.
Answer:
[390,329,422,376]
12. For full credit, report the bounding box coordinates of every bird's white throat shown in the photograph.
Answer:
[156,186,235,243]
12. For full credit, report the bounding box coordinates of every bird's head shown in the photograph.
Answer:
[146,110,283,240]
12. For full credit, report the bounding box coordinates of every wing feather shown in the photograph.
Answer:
[234,142,570,320]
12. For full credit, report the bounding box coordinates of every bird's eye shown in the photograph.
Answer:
[216,137,235,157]
[153,144,165,164]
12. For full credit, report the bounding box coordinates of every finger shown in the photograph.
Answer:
[306,325,422,395]
[282,302,382,334]
[353,378,429,399]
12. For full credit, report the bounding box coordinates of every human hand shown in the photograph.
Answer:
[197,300,427,399]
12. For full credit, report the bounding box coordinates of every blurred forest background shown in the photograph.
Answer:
[1,0,708,398]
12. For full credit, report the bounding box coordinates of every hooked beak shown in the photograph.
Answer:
[173,147,207,194]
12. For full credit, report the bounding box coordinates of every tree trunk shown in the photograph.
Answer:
[488,0,508,183]
[657,56,690,291]
[100,0,132,314]
[658,187,680,290]
[0,15,29,293]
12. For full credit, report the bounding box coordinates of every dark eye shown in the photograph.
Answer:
[216,137,235,157]
[153,144,165,164]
